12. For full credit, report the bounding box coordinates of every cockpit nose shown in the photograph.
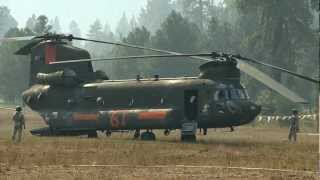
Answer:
[212,87,261,120]
[248,103,261,116]
[241,101,261,121]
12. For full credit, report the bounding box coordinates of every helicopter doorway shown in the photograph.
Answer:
[184,90,198,121]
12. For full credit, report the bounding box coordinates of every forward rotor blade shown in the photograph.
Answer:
[0,106,15,111]
[236,55,320,84]
[50,53,213,64]
[237,60,308,103]
[73,36,319,84]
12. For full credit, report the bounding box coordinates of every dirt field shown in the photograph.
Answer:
[0,110,318,180]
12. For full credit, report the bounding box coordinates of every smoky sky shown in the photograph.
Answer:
[0,0,148,34]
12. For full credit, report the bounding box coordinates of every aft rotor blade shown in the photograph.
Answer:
[237,61,308,103]
[73,36,319,84]
[15,39,44,55]
[237,55,320,84]
[0,36,36,42]
[50,53,213,64]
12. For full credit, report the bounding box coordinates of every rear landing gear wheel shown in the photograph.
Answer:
[181,135,196,142]
[141,131,156,141]
[88,131,98,138]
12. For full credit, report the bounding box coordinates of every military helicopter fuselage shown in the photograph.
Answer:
[12,37,264,141]
[23,77,260,133]
[2,33,317,141]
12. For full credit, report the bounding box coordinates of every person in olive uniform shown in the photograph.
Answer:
[288,109,299,142]
[12,106,25,142]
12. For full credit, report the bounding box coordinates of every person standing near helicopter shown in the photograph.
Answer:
[288,109,299,142]
[12,106,25,143]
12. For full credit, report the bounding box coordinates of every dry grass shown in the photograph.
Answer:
[0,110,318,180]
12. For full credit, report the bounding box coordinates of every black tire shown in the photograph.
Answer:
[106,130,112,137]
[164,129,170,136]
[203,128,207,136]
[134,130,140,139]
[141,132,156,141]
[150,132,156,140]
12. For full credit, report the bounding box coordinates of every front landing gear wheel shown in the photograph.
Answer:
[164,129,170,136]
[106,130,112,137]
[141,131,156,141]
[134,129,140,139]
[181,135,196,142]
[88,131,98,138]
[203,128,207,136]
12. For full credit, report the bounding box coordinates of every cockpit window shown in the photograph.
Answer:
[214,89,248,101]
[229,89,248,100]
[237,89,246,99]
[230,89,240,99]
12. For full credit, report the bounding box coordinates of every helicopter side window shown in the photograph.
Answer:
[214,90,228,101]
[67,98,76,105]
[229,89,247,99]
[96,97,105,106]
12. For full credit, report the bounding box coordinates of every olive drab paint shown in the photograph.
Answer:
[17,39,261,138]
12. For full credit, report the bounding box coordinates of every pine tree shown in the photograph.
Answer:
[175,0,215,31]
[34,15,52,35]
[111,27,151,79]
[0,28,34,102]
[151,11,202,77]
[86,19,109,58]
[139,0,173,33]
[130,16,138,31]
[25,14,37,31]
[235,0,315,81]
[51,16,61,33]
[116,13,130,38]
[69,20,81,46]
[233,0,318,111]
[87,19,103,39]
[69,20,81,36]
[0,6,18,37]
[103,21,112,35]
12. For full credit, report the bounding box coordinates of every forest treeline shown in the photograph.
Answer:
[0,0,319,114]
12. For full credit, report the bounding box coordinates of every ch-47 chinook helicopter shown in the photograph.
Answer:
[0,33,319,141]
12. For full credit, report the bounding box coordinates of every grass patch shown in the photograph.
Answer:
[0,110,318,179]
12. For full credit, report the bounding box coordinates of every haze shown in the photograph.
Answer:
[0,0,148,34]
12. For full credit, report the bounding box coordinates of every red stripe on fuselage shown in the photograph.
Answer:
[45,44,56,64]
[73,113,99,121]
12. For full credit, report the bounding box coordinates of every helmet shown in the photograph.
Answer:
[15,106,22,112]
